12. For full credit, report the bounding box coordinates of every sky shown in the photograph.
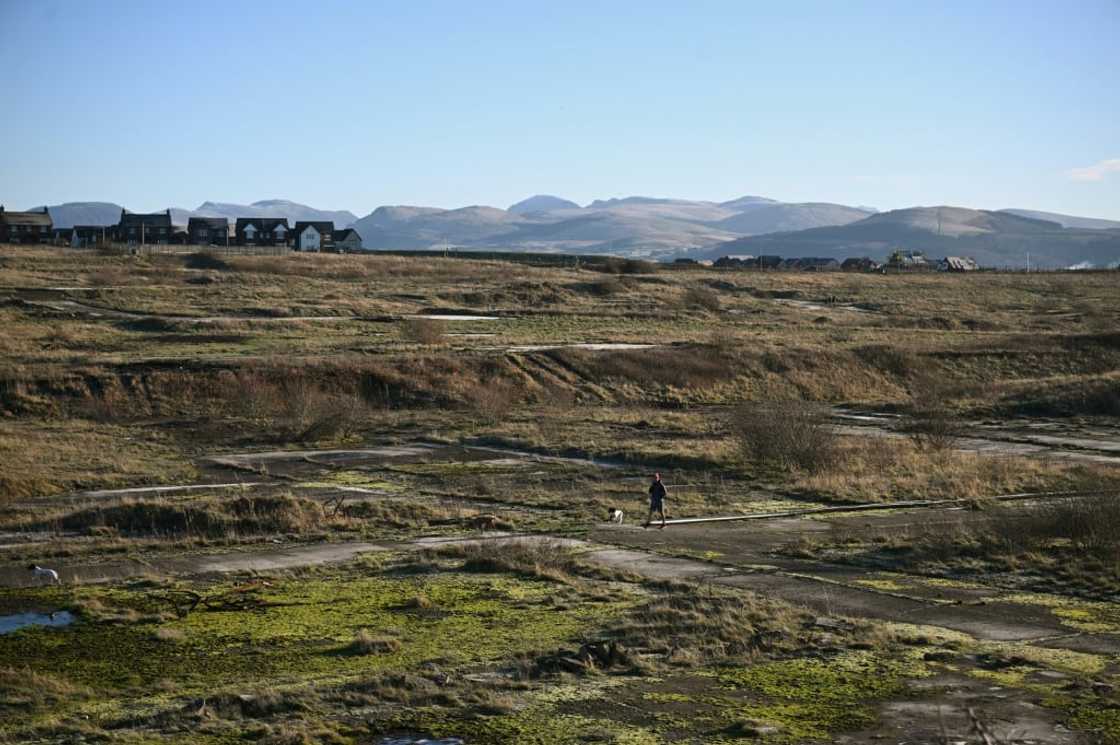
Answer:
[1,0,1118,219]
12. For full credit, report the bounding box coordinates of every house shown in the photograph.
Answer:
[794,257,840,272]
[331,228,362,252]
[69,225,110,247]
[55,225,110,247]
[0,206,53,244]
[115,209,173,245]
[235,218,290,246]
[188,217,230,246]
[713,254,756,268]
[293,221,334,252]
[940,256,979,272]
[841,257,882,272]
[886,250,933,270]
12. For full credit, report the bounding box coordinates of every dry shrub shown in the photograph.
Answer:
[855,344,918,378]
[730,400,839,473]
[609,585,805,667]
[50,494,327,538]
[988,493,1120,558]
[436,539,585,584]
[595,257,657,275]
[681,286,721,312]
[351,629,402,655]
[183,252,231,271]
[75,387,130,423]
[0,667,91,715]
[230,372,368,441]
[399,317,447,345]
[903,375,965,451]
[466,378,521,424]
[903,406,964,451]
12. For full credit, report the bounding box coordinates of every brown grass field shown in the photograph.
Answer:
[2,245,1119,744]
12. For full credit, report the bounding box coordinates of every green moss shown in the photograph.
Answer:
[714,650,930,742]
[1002,592,1120,634]
[0,565,638,738]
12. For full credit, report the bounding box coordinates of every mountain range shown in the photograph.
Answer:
[25,196,1120,267]
[349,195,876,258]
[696,206,1120,268]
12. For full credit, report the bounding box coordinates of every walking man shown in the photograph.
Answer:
[645,473,668,530]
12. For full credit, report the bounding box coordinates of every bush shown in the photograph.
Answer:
[595,257,657,275]
[351,629,402,655]
[989,493,1120,558]
[681,287,721,312]
[730,401,839,473]
[399,318,446,345]
[466,379,520,425]
[903,406,964,451]
[184,252,231,271]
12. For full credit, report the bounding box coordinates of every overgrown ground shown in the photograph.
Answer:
[2,247,1120,743]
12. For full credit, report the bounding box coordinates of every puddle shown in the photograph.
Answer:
[377,738,463,745]
[411,314,498,321]
[0,610,74,635]
[501,342,658,352]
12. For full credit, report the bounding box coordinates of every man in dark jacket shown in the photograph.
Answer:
[645,473,668,529]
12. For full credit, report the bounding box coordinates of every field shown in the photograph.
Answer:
[2,245,1120,744]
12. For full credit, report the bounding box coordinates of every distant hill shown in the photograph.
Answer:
[697,206,1120,268]
[713,202,874,235]
[1000,209,1120,231]
[351,196,752,257]
[32,202,123,228]
[507,195,580,214]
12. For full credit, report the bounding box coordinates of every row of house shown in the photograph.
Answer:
[705,252,979,272]
[0,206,362,252]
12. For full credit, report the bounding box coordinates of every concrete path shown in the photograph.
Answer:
[8,531,1118,654]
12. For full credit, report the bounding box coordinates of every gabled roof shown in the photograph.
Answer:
[188,217,229,229]
[235,217,289,231]
[119,209,172,228]
[293,221,335,234]
[0,206,52,227]
[332,228,359,241]
[942,256,979,270]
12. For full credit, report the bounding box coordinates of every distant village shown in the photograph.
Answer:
[1,204,982,271]
[694,251,979,272]
[0,206,363,252]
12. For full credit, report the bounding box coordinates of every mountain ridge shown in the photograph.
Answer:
[696,206,1120,268]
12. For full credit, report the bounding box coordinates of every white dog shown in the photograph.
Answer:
[28,564,61,585]
[607,508,625,525]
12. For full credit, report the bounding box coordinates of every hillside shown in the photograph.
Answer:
[32,202,124,228]
[714,202,874,235]
[1001,208,1120,231]
[698,206,1120,268]
[507,195,580,214]
[351,194,872,258]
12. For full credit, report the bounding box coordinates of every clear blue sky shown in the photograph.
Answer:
[2,0,1118,219]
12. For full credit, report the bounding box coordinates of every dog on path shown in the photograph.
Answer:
[28,564,61,585]
[607,508,625,525]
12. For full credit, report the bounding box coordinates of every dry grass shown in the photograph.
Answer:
[398,317,446,345]
[792,436,1109,502]
[350,629,402,655]
[730,400,839,473]
[26,494,331,539]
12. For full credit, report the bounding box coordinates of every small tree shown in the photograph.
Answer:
[729,400,839,473]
